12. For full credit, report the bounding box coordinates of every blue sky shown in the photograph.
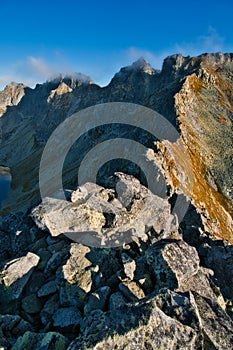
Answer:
[0,0,233,89]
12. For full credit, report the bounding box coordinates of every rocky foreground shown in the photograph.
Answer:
[0,174,233,349]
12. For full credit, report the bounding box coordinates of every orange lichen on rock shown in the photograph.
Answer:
[156,64,233,243]
[155,138,233,243]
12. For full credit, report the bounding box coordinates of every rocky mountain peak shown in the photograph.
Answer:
[130,57,156,74]
[109,57,158,87]
[48,72,93,89]
[0,82,27,116]
[161,54,189,76]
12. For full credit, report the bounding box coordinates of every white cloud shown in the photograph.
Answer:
[124,27,226,72]
[0,28,228,91]
[0,56,61,90]
[27,56,58,80]
[174,26,225,56]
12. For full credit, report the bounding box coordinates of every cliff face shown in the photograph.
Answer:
[0,82,26,116]
[0,53,232,242]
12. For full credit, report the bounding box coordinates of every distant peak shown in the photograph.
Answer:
[132,57,148,68]
[4,82,27,90]
[130,57,155,74]
[48,72,93,88]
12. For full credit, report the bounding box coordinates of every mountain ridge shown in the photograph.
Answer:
[0,52,232,242]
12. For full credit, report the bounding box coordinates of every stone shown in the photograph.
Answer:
[0,252,40,304]
[40,294,59,326]
[36,249,51,271]
[31,176,176,247]
[198,243,233,299]
[21,293,43,314]
[119,280,145,302]
[11,331,69,350]
[47,240,67,254]
[67,296,201,349]
[30,237,47,253]
[52,307,82,330]
[191,292,233,349]
[121,253,136,280]
[0,314,33,349]
[58,243,93,308]
[38,280,57,297]
[133,257,154,294]
[108,292,127,311]
[145,239,200,291]
[25,271,46,294]
[84,286,111,315]
[44,249,69,276]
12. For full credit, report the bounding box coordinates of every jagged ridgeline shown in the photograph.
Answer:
[0,53,232,242]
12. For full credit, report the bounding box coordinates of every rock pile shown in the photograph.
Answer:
[0,175,232,349]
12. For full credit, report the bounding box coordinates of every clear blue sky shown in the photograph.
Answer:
[0,0,232,89]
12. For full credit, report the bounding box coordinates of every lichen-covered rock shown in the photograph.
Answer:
[68,296,201,350]
[119,280,145,302]
[37,280,57,297]
[0,314,33,349]
[191,292,233,349]
[0,252,40,307]
[11,331,69,350]
[121,253,136,280]
[21,293,43,314]
[57,243,94,308]
[52,307,82,331]
[31,176,175,247]
[84,286,111,315]
[145,239,200,291]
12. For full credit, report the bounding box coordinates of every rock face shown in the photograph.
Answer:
[0,82,26,116]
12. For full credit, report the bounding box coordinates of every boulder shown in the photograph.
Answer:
[31,175,176,247]
[121,253,136,280]
[0,314,33,349]
[145,239,200,291]
[52,307,82,331]
[84,286,111,315]
[11,331,69,350]
[38,280,57,297]
[58,244,93,308]
[0,252,40,306]
[68,296,201,350]
[21,293,43,314]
